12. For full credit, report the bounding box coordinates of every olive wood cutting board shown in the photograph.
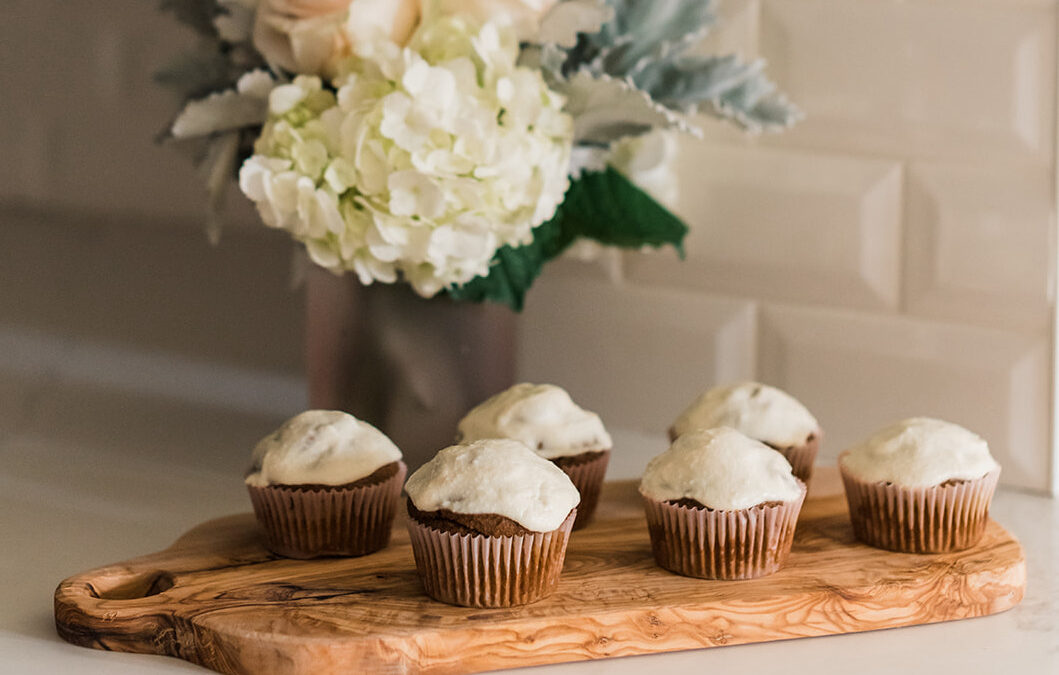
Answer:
[54,467,1025,674]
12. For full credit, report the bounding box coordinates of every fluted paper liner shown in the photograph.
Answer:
[641,482,806,580]
[775,436,819,486]
[247,461,406,559]
[556,451,610,530]
[406,509,576,607]
[667,427,819,487]
[840,459,1000,553]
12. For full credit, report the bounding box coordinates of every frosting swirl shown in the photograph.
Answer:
[405,439,580,532]
[840,417,999,488]
[640,427,804,510]
[457,383,612,459]
[245,410,402,487]
[671,382,819,448]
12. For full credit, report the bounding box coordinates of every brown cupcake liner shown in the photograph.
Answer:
[553,450,610,530]
[406,509,576,608]
[769,435,819,486]
[641,482,806,580]
[839,460,1000,553]
[247,461,407,559]
[667,427,820,486]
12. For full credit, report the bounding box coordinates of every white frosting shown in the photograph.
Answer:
[840,417,999,488]
[404,439,581,532]
[639,427,804,511]
[245,410,402,487]
[671,382,819,448]
[457,383,612,460]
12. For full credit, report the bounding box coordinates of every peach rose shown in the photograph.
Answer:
[264,0,352,17]
[253,0,421,75]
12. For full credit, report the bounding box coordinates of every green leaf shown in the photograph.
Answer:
[445,205,577,310]
[563,166,688,254]
[447,167,687,310]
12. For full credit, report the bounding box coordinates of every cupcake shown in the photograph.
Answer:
[839,417,1000,553]
[640,427,806,580]
[457,383,611,529]
[670,382,821,484]
[245,410,406,559]
[404,439,580,607]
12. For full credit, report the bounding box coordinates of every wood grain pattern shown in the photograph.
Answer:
[54,468,1025,675]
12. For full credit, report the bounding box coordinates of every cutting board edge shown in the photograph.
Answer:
[53,542,1026,675]
[52,474,1028,675]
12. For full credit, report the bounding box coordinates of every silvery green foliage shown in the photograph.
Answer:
[562,71,698,146]
[534,0,614,48]
[541,0,800,143]
[157,1,270,241]
[159,0,220,37]
[577,0,717,77]
[170,70,274,139]
[156,1,266,100]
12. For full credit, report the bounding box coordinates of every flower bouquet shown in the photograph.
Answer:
[159,0,798,310]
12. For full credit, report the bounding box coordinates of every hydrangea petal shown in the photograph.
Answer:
[238,15,573,297]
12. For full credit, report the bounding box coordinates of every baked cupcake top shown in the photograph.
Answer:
[457,383,612,459]
[640,427,804,510]
[245,410,402,487]
[671,382,819,448]
[840,417,999,488]
[405,439,581,532]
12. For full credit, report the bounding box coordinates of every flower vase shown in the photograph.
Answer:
[305,265,517,468]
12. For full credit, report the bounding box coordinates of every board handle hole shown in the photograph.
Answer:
[90,570,174,600]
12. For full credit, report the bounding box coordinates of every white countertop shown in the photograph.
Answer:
[1,379,1056,675]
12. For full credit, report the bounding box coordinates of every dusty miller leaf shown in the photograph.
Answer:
[214,0,256,42]
[594,0,717,76]
[558,71,700,145]
[154,47,237,101]
[634,53,802,131]
[159,0,220,38]
[551,0,800,134]
[535,0,614,49]
[170,79,270,139]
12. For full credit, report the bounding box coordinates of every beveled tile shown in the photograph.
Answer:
[626,144,903,310]
[904,162,1054,332]
[759,0,1056,164]
[518,274,757,436]
[759,303,1050,492]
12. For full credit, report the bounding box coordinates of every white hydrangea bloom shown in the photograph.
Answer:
[238,16,574,297]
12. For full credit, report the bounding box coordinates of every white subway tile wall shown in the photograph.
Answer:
[518,276,757,432]
[524,0,1059,493]
[625,145,904,311]
[903,162,1054,332]
[1,1,1056,492]
[758,0,1057,165]
[757,304,1051,491]
[697,0,760,59]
